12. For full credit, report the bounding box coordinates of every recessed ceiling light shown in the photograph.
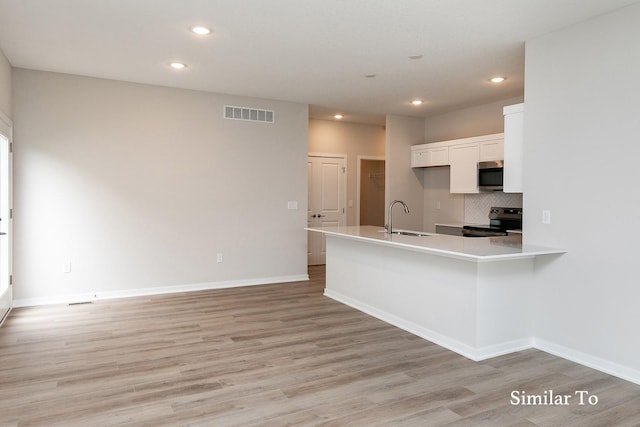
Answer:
[410,99,424,106]
[191,26,211,36]
[364,74,377,79]
[333,114,344,119]
[490,77,506,83]
[170,62,187,70]
[408,54,423,60]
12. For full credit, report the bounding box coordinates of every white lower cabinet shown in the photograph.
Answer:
[449,143,480,194]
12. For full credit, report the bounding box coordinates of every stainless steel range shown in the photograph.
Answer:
[462,207,522,237]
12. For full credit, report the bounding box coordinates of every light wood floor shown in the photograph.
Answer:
[1,265,640,426]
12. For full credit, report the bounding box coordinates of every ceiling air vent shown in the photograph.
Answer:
[224,105,275,123]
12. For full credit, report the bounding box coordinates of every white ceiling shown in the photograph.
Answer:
[1,0,638,125]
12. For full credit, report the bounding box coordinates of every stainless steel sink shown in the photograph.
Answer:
[377,229,432,237]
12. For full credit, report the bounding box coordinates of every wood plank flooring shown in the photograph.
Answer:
[1,265,640,426]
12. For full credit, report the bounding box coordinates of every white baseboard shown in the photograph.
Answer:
[533,338,640,386]
[12,274,309,308]
[324,288,532,362]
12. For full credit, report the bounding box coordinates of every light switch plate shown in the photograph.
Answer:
[287,201,298,210]
[542,210,551,224]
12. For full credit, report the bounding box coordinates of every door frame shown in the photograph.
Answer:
[0,111,13,326]
[356,155,385,226]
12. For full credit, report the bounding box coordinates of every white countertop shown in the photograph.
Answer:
[306,225,564,262]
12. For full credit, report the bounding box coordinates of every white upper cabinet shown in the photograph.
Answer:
[479,137,504,162]
[411,133,504,193]
[411,142,449,167]
[503,103,524,193]
[449,142,480,193]
[411,133,504,169]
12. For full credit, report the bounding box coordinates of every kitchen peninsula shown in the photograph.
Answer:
[306,225,565,361]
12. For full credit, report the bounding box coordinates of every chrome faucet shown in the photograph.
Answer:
[386,200,410,234]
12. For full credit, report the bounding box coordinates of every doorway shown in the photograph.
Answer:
[0,113,12,325]
[357,157,385,226]
[307,154,346,265]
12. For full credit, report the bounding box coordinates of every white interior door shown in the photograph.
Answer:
[0,114,12,324]
[307,155,346,265]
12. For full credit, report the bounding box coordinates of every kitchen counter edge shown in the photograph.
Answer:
[306,225,565,263]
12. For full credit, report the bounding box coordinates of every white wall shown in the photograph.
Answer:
[385,115,424,231]
[526,3,640,380]
[308,119,385,226]
[13,69,309,304]
[423,96,524,143]
[422,167,464,232]
[0,49,10,118]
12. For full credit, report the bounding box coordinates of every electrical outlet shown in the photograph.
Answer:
[216,253,224,263]
[64,261,71,273]
[436,201,441,210]
[542,210,551,225]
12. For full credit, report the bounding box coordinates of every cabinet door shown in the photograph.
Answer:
[449,143,479,194]
[412,146,449,167]
[411,149,428,167]
[427,147,449,166]
[479,138,504,161]
[503,104,524,193]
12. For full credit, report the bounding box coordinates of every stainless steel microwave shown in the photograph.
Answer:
[478,160,503,191]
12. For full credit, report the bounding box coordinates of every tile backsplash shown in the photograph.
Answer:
[464,192,523,224]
